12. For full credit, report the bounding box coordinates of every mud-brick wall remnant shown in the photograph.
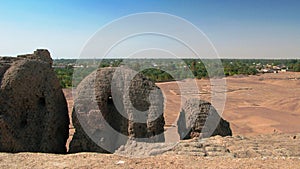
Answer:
[69,67,165,153]
[177,98,232,140]
[0,49,69,153]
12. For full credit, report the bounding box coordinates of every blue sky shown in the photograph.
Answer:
[0,0,299,58]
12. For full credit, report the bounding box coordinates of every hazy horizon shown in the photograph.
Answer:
[1,0,300,59]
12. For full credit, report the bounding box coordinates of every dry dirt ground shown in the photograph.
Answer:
[1,72,300,168]
[0,152,299,169]
[156,72,300,140]
[1,133,300,168]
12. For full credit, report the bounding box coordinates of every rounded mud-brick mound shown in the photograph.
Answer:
[0,50,69,153]
[69,67,165,153]
[177,98,232,140]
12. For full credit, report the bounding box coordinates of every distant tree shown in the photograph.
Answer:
[293,63,300,72]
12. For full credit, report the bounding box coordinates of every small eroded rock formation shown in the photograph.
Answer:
[69,67,165,153]
[177,98,232,140]
[0,49,69,153]
[17,49,53,66]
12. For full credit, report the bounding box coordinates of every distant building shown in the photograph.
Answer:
[281,68,287,72]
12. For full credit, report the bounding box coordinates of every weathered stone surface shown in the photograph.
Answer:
[177,98,232,140]
[69,67,165,153]
[17,49,53,66]
[0,49,69,153]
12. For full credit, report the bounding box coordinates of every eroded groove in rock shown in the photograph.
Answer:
[0,49,69,153]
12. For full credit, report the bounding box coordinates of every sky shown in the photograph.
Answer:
[0,0,300,59]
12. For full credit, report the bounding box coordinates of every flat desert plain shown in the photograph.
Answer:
[157,72,300,139]
[1,72,300,169]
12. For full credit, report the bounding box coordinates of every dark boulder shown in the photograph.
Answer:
[0,49,69,153]
[177,98,232,140]
[69,67,165,153]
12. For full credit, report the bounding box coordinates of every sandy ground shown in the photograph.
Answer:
[1,72,300,168]
[0,153,299,169]
[1,133,300,168]
[155,72,300,138]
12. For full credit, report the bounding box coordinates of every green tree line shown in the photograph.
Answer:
[53,59,300,88]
